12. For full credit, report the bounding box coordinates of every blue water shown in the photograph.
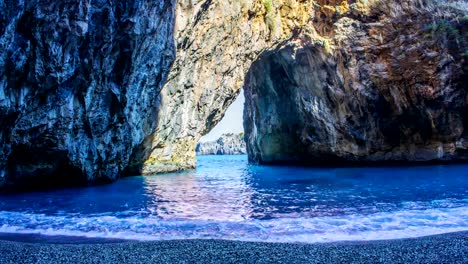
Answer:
[0,155,467,243]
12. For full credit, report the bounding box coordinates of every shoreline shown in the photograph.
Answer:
[0,232,132,244]
[0,231,466,263]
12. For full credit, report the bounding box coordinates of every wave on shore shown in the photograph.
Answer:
[0,205,466,243]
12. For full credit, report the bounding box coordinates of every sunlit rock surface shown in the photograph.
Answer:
[131,0,314,174]
[196,133,246,155]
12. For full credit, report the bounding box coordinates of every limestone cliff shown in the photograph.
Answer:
[196,133,247,155]
[244,0,468,164]
[129,0,315,175]
[0,0,467,190]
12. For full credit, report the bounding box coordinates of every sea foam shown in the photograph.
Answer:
[0,205,466,243]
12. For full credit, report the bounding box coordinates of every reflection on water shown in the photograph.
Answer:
[143,170,254,221]
[142,156,468,220]
[0,155,467,242]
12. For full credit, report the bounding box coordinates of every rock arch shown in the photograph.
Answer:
[0,0,467,190]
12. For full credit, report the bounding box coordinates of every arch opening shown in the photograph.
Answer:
[196,90,247,156]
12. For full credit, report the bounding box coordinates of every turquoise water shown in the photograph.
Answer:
[0,155,467,243]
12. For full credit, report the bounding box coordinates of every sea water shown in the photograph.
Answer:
[0,155,467,243]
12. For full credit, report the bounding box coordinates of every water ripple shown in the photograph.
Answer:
[0,155,467,242]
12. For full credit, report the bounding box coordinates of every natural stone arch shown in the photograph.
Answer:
[0,0,466,190]
[135,0,468,172]
[127,0,317,175]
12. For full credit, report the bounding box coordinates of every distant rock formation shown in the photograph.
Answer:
[196,134,246,155]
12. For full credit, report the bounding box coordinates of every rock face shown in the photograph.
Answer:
[0,0,467,190]
[0,1,176,189]
[244,0,468,165]
[130,0,314,175]
[196,133,246,155]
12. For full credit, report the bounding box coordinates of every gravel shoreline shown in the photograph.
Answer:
[0,231,467,263]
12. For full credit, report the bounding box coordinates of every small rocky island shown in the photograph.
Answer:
[196,134,247,155]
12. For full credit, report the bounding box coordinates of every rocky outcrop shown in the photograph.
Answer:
[196,133,246,155]
[244,0,468,165]
[0,1,176,189]
[129,0,315,175]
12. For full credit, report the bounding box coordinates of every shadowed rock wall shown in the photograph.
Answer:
[0,0,176,189]
[244,0,468,165]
